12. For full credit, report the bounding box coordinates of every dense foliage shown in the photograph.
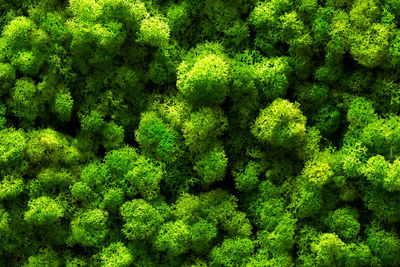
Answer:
[1,0,400,266]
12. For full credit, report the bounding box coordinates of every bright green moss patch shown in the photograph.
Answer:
[1,0,400,266]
